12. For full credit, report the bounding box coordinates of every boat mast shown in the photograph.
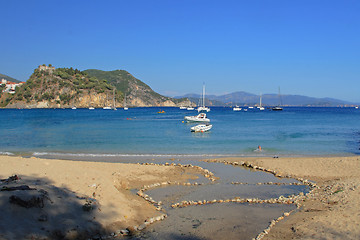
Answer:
[260,93,262,107]
[202,83,205,107]
[278,87,282,106]
[113,88,116,108]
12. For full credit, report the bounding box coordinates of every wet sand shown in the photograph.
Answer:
[221,156,360,240]
[1,155,359,239]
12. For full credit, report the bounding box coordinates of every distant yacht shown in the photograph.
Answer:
[123,93,128,110]
[103,93,112,109]
[197,83,210,112]
[272,87,283,111]
[257,94,265,110]
[187,107,194,110]
[233,106,242,111]
[272,106,283,111]
[112,88,118,110]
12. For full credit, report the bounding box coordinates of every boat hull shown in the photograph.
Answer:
[191,124,212,132]
[184,113,210,123]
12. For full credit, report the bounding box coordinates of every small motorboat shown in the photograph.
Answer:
[184,113,210,123]
[191,124,212,132]
[272,106,283,111]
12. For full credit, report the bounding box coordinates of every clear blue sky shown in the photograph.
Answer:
[1,0,359,102]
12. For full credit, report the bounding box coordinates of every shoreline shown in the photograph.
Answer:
[0,155,359,239]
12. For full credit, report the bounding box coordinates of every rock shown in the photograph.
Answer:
[9,195,45,208]
[137,224,146,231]
[120,229,129,235]
[1,185,36,191]
[38,214,48,222]
[126,226,137,235]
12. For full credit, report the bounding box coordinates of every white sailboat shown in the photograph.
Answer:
[112,88,117,111]
[103,93,111,109]
[123,94,128,110]
[197,84,210,112]
[257,94,265,110]
[272,87,283,111]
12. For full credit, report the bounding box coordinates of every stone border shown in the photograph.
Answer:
[201,159,319,240]
[231,181,304,186]
[170,194,305,208]
[139,162,217,181]
[106,160,319,239]
[102,162,219,238]
[114,213,168,237]
[203,159,317,188]
[135,162,218,209]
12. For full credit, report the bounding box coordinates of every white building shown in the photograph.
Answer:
[1,78,25,94]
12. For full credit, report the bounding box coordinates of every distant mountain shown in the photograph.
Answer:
[0,73,21,83]
[175,91,356,107]
[84,69,191,107]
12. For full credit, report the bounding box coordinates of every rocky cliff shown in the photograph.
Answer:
[2,65,193,108]
[84,69,192,107]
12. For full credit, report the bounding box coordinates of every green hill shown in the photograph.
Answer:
[1,65,192,108]
[84,69,189,107]
[0,73,21,83]
[2,65,115,108]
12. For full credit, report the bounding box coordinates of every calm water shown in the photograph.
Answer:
[0,107,359,158]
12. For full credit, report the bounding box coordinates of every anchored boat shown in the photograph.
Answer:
[197,83,210,112]
[191,124,212,132]
[184,113,210,123]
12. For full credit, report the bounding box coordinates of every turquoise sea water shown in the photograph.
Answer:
[0,107,359,158]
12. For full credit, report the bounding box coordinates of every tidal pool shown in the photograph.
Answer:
[130,158,307,240]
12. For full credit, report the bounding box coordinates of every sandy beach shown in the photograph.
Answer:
[0,156,200,239]
[0,155,359,239]
[222,156,360,240]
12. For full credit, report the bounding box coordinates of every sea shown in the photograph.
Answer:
[0,106,359,159]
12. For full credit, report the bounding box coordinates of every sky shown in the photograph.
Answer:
[1,0,359,102]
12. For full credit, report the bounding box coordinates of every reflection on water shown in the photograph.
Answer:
[134,203,295,240]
